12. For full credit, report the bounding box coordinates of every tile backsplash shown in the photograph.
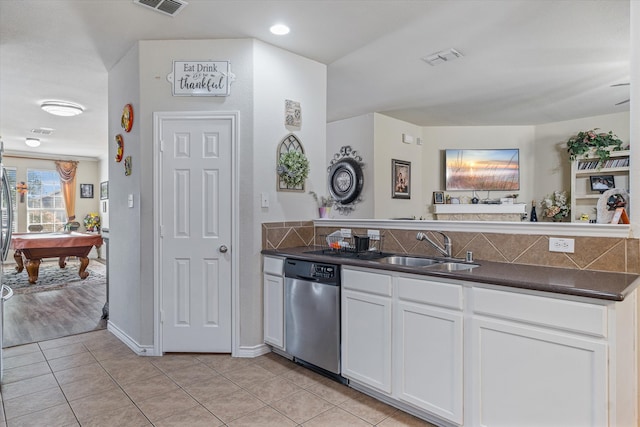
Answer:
[262,222,639,274]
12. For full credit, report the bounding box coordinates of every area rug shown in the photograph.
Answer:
[1,260,106,294]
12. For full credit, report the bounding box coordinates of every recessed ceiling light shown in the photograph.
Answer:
[25,138,41,148]
[270,24,290,35]
[41,101,84,117]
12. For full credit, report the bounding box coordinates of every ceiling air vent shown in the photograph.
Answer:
[133,0,188,17]
[31,128,54,135]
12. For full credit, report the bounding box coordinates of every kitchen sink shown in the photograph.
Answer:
[426,262,479,272]
[378,256,443,267]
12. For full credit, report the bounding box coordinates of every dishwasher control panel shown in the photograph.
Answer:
[284,259,340,284]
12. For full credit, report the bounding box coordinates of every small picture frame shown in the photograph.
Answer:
[433,191,445,204]
[589,175,615,193]
[392,159,411,199]
[100,181,109,200]
[80,184,94,199]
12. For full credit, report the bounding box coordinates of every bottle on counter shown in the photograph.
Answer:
[530,200,538,222]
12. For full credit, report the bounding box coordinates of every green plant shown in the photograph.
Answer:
[566,128,623,162]
[309,191,334,207]
[277,150,310,187]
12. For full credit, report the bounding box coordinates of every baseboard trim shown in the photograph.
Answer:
[107,321,158,356]
[235,343,271,358]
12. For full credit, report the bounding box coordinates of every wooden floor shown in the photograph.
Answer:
[2,270,106,348]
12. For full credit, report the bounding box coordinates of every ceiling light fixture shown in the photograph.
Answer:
[40,101,84,117]
[25,138,41,148]
[270,24,290,35]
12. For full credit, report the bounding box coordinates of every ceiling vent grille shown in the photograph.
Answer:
[133,0,188,17]
[31,128,54,135]
[421,48,463,66]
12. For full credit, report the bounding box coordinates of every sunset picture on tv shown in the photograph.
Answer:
[445,149,520,191]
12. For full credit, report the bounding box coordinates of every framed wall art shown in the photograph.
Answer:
[392,159,411,199]
[100,181,109,200]
[80,184,94,199]
[433,191,445,204]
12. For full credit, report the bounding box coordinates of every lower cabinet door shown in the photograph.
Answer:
[395,301,463,425]
[470,318,607,426]
[342,289,393,394]
[263,273,284,349]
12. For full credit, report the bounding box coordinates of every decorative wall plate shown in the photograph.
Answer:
[121,104,133,132]
[328,158,363,204]
[115,134,124,162]
[124,156,132,176]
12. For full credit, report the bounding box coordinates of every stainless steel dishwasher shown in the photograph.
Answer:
[284,258,341,377]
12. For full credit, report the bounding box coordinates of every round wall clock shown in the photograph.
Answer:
[121,104,133,132]
[328,158,364,204]
[115,134,124,162]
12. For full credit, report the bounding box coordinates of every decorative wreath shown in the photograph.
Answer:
[277,150,310,187]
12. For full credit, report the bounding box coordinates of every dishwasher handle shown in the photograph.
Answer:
[287,275,320,282]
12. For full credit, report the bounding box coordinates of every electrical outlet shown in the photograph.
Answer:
[549,237,575,253]
[367,229,380,240]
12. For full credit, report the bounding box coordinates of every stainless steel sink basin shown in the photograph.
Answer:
[378,256,442,267]
[426,262,479,272]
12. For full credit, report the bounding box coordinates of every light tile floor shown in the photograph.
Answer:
[0,330,437,426]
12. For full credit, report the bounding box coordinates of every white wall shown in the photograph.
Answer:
[326,114,375,218]
[330,112,629,221]
[252,41,327,345]
[108,38,326,350]
[3,156,100,232]
[373,113,426,219]
[108,44,142,344]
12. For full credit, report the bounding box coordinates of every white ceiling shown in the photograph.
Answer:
[0,0,630,160]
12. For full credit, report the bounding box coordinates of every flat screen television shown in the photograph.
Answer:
[445,149,520,191]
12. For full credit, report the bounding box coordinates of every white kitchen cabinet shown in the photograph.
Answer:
[469,287,609,427]
[263,256,285,350]
[395,276,463,425]
[342,267,393,394]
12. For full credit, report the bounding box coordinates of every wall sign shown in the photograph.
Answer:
[167,61,235,96]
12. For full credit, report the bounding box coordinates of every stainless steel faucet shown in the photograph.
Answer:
[416,231,452,258]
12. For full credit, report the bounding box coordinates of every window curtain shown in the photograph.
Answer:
[55,160,79,221]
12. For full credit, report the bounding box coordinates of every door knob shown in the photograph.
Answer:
[219,245,228,253]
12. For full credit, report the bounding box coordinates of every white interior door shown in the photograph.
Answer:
[160,114,232,353]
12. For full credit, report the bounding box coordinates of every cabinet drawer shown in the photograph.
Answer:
[343,268,392,296]
[397,276,463,310]
[263,256,284,276]
[473,287,607,338]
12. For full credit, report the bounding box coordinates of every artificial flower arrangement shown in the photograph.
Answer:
[566,128,624,162]
[540,190,570,221]
[309,191,334,207]
[277,150,310,187]
[83,212,101,231]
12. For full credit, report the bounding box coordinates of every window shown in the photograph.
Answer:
[27,169,66,232]
[2,167,18,233]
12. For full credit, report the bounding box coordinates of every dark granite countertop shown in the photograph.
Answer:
[262,246,640,302]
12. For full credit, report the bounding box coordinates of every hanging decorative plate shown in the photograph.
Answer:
[115,134,124,162]
[121,104,133,132]
[124,156,132,176]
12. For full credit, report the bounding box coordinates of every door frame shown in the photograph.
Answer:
[152,111,240,356]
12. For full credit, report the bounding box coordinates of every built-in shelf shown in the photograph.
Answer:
[571,150,630,223]
[433,203,526,222]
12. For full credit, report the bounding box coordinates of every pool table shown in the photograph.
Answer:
[11,232,104,284]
